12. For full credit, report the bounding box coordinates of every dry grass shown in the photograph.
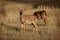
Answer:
[0,1,60,40]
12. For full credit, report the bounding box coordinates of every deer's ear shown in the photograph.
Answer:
[19,10,23,13]
[19,10,23,16]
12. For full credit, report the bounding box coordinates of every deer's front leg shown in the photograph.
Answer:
[21,24,24,34]
[23,23,26,33]
[43,18,46,26]
[21,23,26,33]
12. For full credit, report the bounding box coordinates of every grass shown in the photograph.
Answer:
[38,31,41,35]
[0,23,4,26]
[25,29,33,32]
[0,23,20,32]
[0,23,33,32]
[11,27,20,31]
[0,22,44,33]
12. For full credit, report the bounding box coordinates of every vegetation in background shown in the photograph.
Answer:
[0,23,4,26]
[32,4,38,9]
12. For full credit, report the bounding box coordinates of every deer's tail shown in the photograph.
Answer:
[31,22,38,32]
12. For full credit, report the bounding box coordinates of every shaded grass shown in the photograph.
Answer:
[0,23,20,32]
[0,23,4,26]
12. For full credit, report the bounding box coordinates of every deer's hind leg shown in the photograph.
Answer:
[31,22,38,33]
[42,17,46,26]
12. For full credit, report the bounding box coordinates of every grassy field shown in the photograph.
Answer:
[0,1,60,40]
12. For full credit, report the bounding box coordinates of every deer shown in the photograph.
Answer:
[19,10,39,33]
[19,10,47,34]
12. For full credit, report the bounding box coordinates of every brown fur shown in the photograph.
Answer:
[19,10,47,33]
[19,10,38,33]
